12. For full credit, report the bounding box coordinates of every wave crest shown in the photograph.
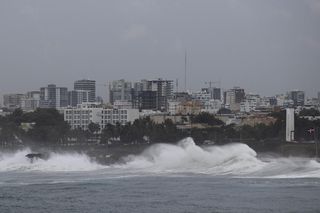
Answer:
[1,138,320,178]
[0,148,103,172]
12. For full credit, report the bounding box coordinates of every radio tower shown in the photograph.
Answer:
[184,50,187,92]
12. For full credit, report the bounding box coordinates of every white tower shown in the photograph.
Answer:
[286,108,295,142]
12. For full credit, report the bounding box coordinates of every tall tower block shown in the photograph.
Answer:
[286,108,295,142]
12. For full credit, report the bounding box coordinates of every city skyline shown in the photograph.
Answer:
[0,0,320,100]
[0,77,319,107]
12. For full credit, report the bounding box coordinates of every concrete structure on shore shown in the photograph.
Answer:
[286,108,295,142]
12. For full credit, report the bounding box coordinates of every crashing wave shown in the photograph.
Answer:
[0,137,320,178]
[0,148,103,172]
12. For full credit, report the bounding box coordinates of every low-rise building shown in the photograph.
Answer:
[241,115,277,127]
[202,99,222,114]
[64,102,102,130]
[101,108,139,128]
[192,90,210,105]
[21,91,40,111]
[240,94,260,113]
[113,100,133,109]
[168,101,181,115]
[64,102,139,130]
[3,93,25,110]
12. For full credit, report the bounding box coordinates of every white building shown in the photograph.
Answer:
[21,91,40,111]
[101,108,139,128]
[305,98,319,107]
[192,91,211,104]
[286,108,295,142]
[276,94,286,107]
[202,99,222,114]
[64,102,139,130]
[240,94,260,113]
[168,101,181,115]
[259,97,272,107]
[113,100,133,109]
[64,103,102,130]
[3,93,25,109]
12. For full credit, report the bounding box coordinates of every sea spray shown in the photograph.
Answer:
[1,138,320,178]
[120,137,266,174]
[120,137,320,177]
[0,149,103,172]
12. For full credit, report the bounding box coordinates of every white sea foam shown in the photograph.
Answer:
[0,148,103,172]
[1,137,320,178]
[119,137,320,178]
[120,137,266,175]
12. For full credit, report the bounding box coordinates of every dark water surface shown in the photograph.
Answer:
[1,175,320,213]
[1,139,320,212]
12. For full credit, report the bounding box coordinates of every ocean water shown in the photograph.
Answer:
[1,138,320,213]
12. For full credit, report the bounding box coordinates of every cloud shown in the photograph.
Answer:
[304,36,320,49]
[121,24,148,41]
[308,0,320,15]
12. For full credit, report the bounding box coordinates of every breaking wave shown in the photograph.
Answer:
[119,137,320,178]
[0,148,103,172]
[0,137,319,178]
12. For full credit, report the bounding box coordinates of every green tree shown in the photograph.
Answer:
[191,112,224,126]
[299,108,320,116]
[217,108,232,114]
[88,122,100,134]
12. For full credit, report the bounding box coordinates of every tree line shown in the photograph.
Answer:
[0,108,320,147]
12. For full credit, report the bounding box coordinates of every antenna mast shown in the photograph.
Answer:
[184,50,187,92]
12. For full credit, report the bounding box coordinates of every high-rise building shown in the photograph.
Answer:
[40,84,68,108]
[193,89,211,105]
[267,96,277,106]
[3,93,25,109]
[68,90,90,107]
[202,87,221,100]
[109,79,132,105]
[138,91,158,110]
[224,87,245,112]
[74,79,96,102]
[132,79,173,111]
[147,79,173,111]
[288,90,305,106]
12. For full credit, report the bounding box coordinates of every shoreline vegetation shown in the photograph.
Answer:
[0,108,319,163]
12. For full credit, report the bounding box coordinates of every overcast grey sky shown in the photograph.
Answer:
[0,0,320,101]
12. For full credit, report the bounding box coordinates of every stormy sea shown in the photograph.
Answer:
[1,138,320,213]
